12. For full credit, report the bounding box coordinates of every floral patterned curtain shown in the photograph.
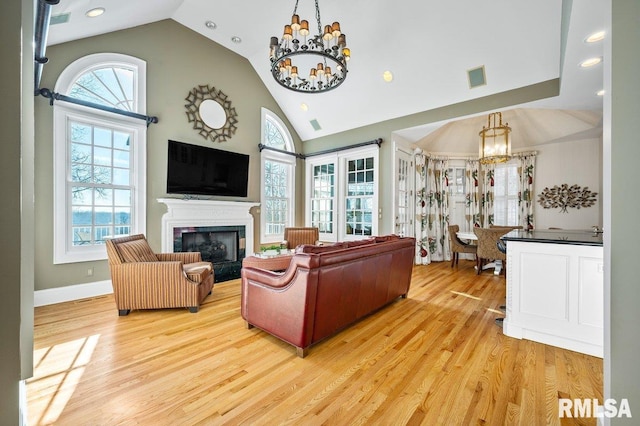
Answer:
[480,162,496,226]
[465,159,481,230]
[516,153,536,230]
[415,155,450,265]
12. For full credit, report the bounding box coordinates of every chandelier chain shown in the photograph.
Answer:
[315,0,322,36]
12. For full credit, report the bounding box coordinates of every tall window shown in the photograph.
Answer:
[493,162,519,226]
[261,108,296,244]
[306,146,379,242]
[345,156,375,236]
[54,54,147,264]
[310,163,336,234]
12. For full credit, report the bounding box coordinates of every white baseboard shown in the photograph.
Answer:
[34,280,113,307]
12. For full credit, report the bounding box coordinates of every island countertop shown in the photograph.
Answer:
[502,229,603,246]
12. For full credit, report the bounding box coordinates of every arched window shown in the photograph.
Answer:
[53,53,147,264]
[260,108,296,244]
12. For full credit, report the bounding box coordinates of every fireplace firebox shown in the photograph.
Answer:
[173,225,246,282]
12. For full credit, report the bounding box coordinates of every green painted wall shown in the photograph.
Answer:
[1,0,34,422]
[609,0,640,422]
[34,20,303,291]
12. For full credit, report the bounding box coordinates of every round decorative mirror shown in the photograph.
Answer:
[199,99,227,129]
[185,84,238,142]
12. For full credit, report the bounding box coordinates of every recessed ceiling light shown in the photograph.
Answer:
[580,57,602,68]
[205,21,217,30]
[383,71,393,82]
[85,7,105,18]
[585,31,606,43]
[231,36,242,44]
[300,103,309,111]
[597,89,605,96]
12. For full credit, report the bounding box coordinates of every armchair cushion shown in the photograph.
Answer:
[118,238,158,263]
[183,262,213,282]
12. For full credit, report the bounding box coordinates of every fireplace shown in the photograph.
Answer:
[182,231,238,263]
[173,225,246,282]
[158,199,260,283]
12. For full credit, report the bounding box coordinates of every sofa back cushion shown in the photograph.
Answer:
[117,238,158,263]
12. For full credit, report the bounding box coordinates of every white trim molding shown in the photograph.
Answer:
[34,280,113,307]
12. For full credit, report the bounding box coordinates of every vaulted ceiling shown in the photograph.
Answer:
[46,0,605,147]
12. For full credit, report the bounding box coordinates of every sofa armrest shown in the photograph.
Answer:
[157,252,202,263]
[241,259,318,350]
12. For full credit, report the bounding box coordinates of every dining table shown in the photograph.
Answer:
[456,230,503,275]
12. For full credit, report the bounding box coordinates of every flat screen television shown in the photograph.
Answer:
[166,140,249,197]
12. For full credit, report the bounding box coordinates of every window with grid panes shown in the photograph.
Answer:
[260,108,296,243]
[53,54,147,264]
[310,163,335,233]
[305,146,378,242]
[69,121,134,246]
[493,162,519,226]
[448,167,466,195]
[345,157,375,236]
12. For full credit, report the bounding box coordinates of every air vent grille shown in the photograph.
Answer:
[468,66,486,88]
[310,119,322,131]
[50,13,70,25]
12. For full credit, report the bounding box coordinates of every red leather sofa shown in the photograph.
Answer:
[241,235,415,357]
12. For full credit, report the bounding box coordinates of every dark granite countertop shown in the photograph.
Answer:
[501,229,603,247]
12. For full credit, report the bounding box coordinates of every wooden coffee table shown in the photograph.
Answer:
[242,252,294,271]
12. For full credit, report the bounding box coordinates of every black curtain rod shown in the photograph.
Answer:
[34,0,59,93]
[38,88,159,127]
[259,138,382,159]
[33,0,158,127]
[304,138,383,158]
[258,144,305,159]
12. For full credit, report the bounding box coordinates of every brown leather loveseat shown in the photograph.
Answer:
[241,235,415,357]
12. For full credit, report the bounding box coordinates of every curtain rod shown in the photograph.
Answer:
[258,144,305,159]
[304,138,383,158]
[259,137,383,159]
[38,88,159,127]
[34,0,59,93]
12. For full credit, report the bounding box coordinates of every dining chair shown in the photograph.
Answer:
[473,227,514,275]
[448,224,477,267]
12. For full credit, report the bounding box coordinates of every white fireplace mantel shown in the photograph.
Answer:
[157,198,260,253]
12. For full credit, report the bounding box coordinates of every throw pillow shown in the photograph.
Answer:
[118,238,158,262]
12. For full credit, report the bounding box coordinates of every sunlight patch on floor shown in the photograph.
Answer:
[450,290,481,300]
[29,334,100,425]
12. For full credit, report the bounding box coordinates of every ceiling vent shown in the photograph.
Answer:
[467,65,486,88]
[50,13,70,25]
[310,119,322,131]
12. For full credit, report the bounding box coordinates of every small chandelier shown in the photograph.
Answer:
[479,112,511,164]
[269,0,350,93]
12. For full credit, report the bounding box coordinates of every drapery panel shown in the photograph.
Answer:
[480,162,496,227]
[465,159,481,229]
[516,153,536,230]
[415,155,450,265]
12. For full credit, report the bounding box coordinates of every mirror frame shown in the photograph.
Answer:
[185,84,239,142]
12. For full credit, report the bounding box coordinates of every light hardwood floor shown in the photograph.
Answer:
[28,260,602,425]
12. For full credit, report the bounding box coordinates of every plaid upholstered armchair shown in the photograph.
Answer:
[106,234,214,316]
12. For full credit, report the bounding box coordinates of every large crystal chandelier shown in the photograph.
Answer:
[479,112,512,164]
[269,0,350,93]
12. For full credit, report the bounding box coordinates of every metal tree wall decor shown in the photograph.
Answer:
[185,84,238,142]
[537,184,598,213]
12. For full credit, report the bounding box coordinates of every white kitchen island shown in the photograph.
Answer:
[502,229,604,358]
